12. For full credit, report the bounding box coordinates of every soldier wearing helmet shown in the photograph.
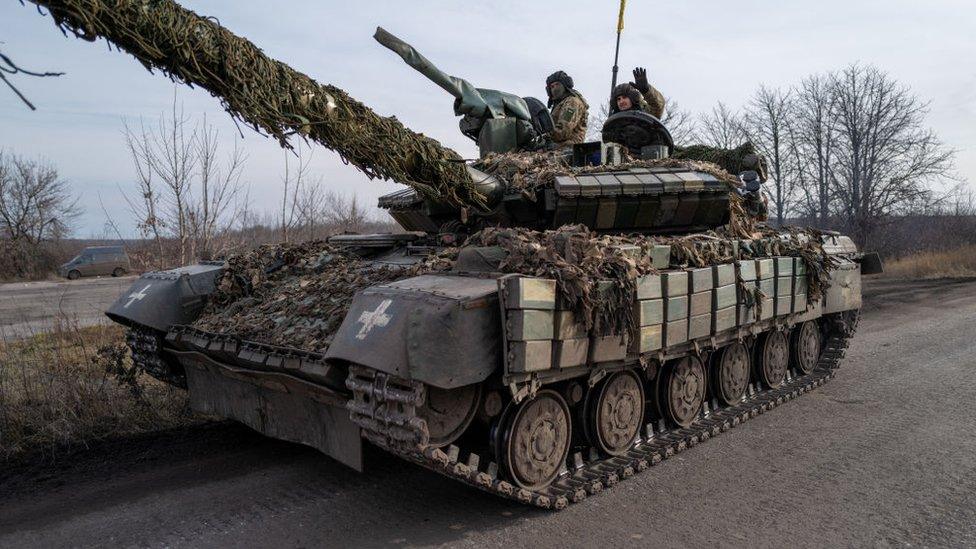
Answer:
[611,67,666,119]
[546,70,589,146]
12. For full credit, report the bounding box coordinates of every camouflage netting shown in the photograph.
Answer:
[192,241,455,352]
[672,142,769,180]
[27,0,483,207]
[190,224,836,354]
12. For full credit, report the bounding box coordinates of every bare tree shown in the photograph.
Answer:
[122,119,166,267]
[324,191,369,233]
[585,103,611,142]
[696,102,747,149]
[122,91,247,266]
[0,151,78,278]
[279,144,315,243]
[660,99,697,147]
[828,64,955,244]
[790,73,838,227]
[0,48,63,111]
[152,96,197,265]
[743,86,795,225]
[189,115,246,259]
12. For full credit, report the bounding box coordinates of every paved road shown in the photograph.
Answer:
[1,277,974,548]
[0,275,138,338]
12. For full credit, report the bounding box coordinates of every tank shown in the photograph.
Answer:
[69,10,881,508]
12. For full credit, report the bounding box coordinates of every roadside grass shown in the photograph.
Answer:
[883,245,976,279]
[0,322,196,462]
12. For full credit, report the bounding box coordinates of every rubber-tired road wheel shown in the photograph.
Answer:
[791,321,822,375]
[501,390,571,490]
[67,270,81,280]
[713,343,750,406]
[418,383,481,448]
[756,330,789,388]
[660,356,706,428]
[586,370,645,456]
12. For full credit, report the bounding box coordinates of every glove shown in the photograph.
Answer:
[632,67,649,94]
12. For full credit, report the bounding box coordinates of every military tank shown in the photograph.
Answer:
[24,0,877,508]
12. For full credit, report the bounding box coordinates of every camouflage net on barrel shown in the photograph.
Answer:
[192,241,455,352]
[26,0,482,207]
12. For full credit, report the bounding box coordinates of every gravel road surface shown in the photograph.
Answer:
[0,275,138,338]
[1,277,974,548]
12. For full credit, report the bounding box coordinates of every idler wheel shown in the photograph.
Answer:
[713,343,750,406]
[756,330,789,388]
[418,383,482,448]
[659,356,706,428]
[791,321,822,375]
[585,370,645,456]
[501,390,571,490]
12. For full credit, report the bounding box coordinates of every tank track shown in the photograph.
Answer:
[347,328,853,510]
[126,326,187,388]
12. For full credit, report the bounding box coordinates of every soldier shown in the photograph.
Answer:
[546,71,589,146]
[610,68,666,119]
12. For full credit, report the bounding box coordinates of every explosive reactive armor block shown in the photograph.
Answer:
[638,324,663,353]
[503,277,558,372]
[505,310,554,341]
[552,308,589,368]
[637,273,663,300]
[553,338,588,369]
[589,334,628,363]
[507,341,552,373]
[550,168,730,233]
[504,277,556,310]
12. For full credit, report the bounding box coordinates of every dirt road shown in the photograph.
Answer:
[0,275,138,338]
[1,277,974,548]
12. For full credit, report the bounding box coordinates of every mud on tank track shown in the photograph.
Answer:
[348,328,853,510]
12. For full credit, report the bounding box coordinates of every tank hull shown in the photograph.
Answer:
[144,235,866,508]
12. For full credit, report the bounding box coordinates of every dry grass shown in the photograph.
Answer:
[883,245,976,279]
[0,322,196,462]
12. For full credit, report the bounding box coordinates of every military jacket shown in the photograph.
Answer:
[639,84,666,119]
[549,91,589,146]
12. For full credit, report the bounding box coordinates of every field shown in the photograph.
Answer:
[0,323,194,462]
[882,244,976,279]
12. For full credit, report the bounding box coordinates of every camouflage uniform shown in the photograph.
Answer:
[550,90,589,146]
[638,84,666,119]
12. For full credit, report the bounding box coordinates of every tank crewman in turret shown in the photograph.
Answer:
[610,68,666,118]
[546,71,589,146]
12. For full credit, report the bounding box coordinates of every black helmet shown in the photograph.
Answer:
[546,70,574,90]
[610,83,642,113]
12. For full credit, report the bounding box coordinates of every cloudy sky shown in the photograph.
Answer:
[2,0,974,237]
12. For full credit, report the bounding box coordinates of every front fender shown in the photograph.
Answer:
[325,275,501,389]
[105,262,225,332]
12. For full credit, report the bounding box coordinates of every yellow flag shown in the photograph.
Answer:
[617,0,627,32]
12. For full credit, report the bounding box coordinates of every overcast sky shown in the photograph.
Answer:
[2,0,974,237]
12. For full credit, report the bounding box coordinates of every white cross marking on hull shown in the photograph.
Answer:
[124,284,152,308]
[356,299,393,340]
